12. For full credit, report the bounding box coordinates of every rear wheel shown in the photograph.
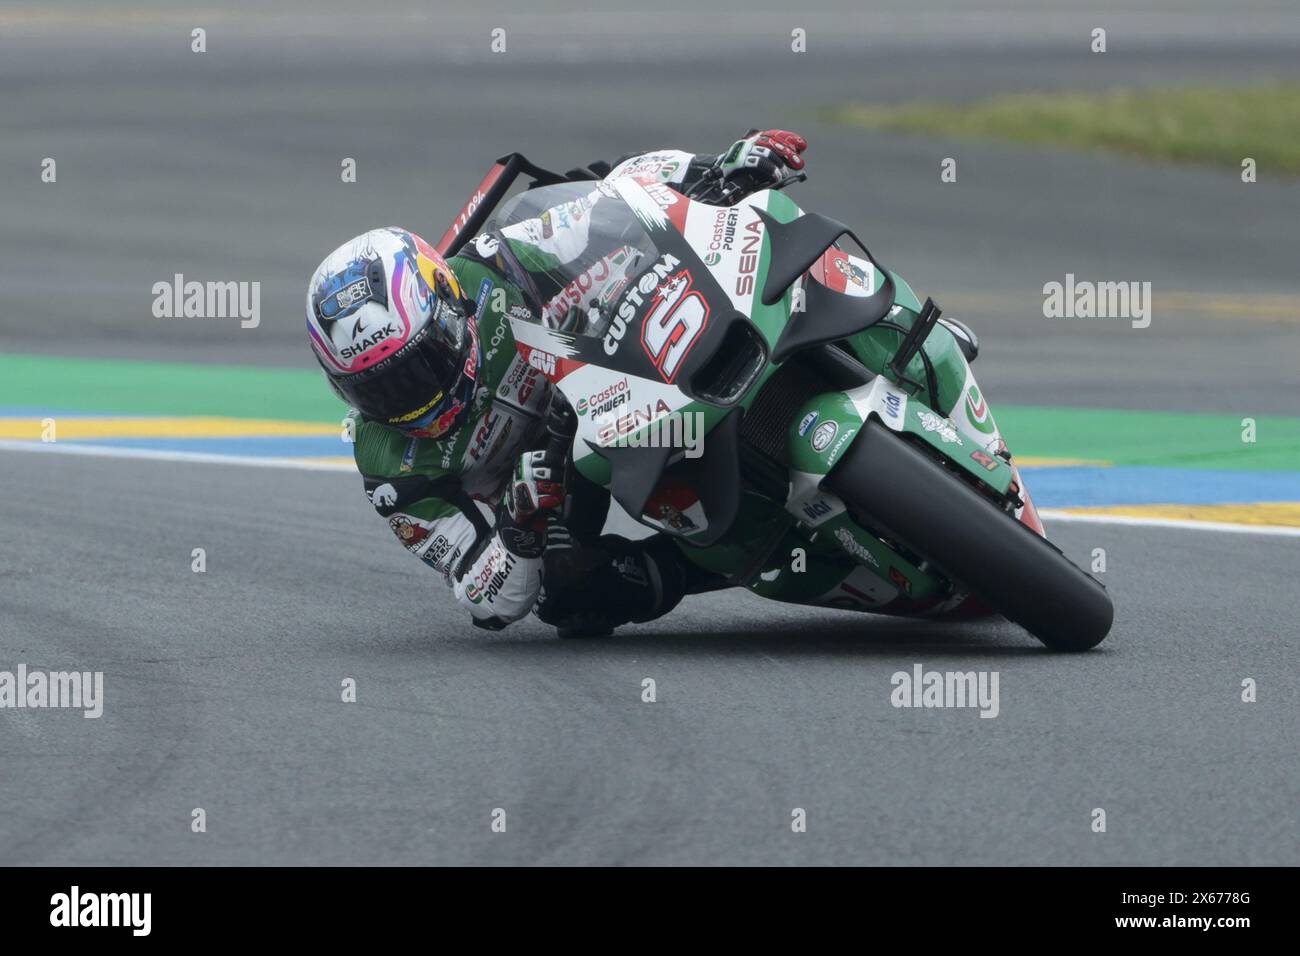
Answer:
[825,422,1113,651]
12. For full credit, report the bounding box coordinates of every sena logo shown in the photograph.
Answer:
[734,219,764,297]
[596,398,672,445]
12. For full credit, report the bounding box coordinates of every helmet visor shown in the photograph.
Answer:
[332,305,474,430]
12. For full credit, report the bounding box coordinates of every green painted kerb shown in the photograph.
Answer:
[996,406,1300,472]
[0,353,346,423]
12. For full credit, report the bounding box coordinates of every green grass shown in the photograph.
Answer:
[831,84,1300,174]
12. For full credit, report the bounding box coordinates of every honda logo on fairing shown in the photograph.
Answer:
[603,253,682,354]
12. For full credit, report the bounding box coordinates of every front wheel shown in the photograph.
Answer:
[825,422,1113,651]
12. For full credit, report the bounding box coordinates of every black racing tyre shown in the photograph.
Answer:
[825,421,1114,651]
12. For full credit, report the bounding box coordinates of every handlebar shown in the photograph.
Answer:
[687,167,808,206]
[544,392,578,466]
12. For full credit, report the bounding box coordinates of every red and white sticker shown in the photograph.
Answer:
[811,249,875,297]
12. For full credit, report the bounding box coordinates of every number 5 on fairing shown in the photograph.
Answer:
[641,273,709,382]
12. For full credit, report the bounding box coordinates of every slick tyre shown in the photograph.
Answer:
[826,421,1114,651]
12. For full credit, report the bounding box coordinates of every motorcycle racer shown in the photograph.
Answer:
[306,131,809,632]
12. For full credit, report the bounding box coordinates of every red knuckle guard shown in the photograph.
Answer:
[757,129,808,169]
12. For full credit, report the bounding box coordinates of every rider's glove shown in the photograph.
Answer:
[506,449,566,522]
[499,396,576,559]
[715,129,808,193]
[498,449,566,560]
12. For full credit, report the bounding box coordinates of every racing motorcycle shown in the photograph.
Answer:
[437,155,1114,651]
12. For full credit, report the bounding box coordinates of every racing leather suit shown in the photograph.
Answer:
[351,149,733,629]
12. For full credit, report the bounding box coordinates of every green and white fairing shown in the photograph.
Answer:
[490,176,1043,618]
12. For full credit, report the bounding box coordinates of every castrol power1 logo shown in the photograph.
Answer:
[576,377,631,420]
[705,206,740,266]
[686,204,762,286]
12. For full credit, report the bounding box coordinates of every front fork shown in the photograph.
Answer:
[781,372,1036,603]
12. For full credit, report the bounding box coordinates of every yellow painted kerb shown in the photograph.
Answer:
[0,416,341,440]
[1060,502,1300,528]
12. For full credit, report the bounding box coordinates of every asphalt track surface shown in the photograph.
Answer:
[2,2,1298,865]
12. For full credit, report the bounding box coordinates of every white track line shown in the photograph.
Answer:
[1040,509,1300,537]
[0,440,354,473]
[4,441,1297,536]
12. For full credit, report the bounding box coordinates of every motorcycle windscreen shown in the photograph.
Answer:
[487,179,756,543]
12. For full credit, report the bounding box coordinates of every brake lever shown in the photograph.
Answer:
[686,166,725,203]
[690,167,805,205]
